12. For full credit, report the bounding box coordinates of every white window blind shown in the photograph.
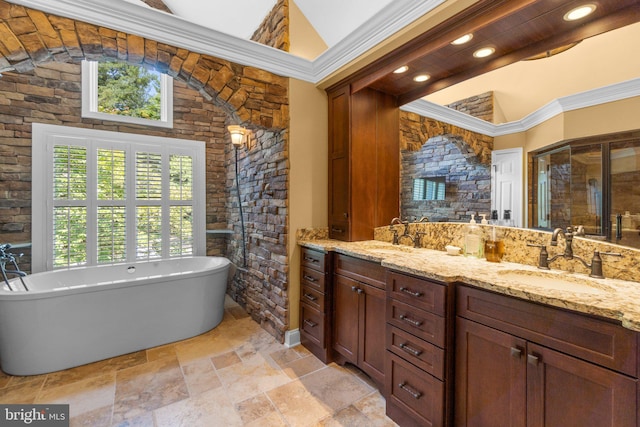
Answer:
[32,124,205,272]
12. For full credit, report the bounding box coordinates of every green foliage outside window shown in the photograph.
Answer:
[97,62,162,120]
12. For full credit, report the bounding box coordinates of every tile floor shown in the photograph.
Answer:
[0,296,399,426]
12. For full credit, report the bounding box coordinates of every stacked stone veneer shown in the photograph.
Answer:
[399,94,494,221]
[0,1,291,343]
[251,0,289,52]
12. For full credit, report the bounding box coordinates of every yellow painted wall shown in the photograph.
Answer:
[288,1,328,333]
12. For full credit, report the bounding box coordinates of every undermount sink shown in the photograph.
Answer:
[497,269,614,294]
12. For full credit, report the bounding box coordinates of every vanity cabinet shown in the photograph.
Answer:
[327,84,399,241]
[332,254,386,387]
[299,247,332,363]
[385,271,454,427]
[455,285,638,427]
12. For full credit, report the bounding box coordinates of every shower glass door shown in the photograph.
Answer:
[610,140,640,247]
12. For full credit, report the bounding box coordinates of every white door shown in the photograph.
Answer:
[491,148,523,227]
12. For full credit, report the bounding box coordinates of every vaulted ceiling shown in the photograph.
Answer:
[6,0,640,133]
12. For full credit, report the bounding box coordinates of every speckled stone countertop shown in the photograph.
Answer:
[298,237,640,332]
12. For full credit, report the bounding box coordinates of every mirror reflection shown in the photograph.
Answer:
[532,135,640,249]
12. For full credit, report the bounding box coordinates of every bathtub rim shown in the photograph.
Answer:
[0,256,231,301]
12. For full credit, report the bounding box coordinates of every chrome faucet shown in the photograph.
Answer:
[0,244,28,291]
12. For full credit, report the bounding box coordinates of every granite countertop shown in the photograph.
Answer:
[298,238,640,332]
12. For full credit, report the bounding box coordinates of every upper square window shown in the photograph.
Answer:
[81,60,173,128]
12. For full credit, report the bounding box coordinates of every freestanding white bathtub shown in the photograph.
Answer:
[0,256,231,375]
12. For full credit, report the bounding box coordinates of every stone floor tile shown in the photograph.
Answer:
[234,393,276,424]
[216,352,292,403]
[317,405,376,426]
[181,358,222,396]
[280,354,327,380]
[267,379,333,426]
[44,351,147,389]
[0,376,46,403]
[36,372,115,418]
[299,364,375,412]
[69,405,112,427]
[211,350,242,370]
[110,411,155,427]
[112,356,189,423]
[154,387,243,427]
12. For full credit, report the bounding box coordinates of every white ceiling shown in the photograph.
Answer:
[124,0,394,49]
[7,0,640,136]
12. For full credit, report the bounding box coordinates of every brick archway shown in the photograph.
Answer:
[400,111,493,165]
[0,0,288,130]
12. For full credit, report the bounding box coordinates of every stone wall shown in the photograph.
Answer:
[0,1,291,343]
[251,0,289,52]
[400,96,494,222]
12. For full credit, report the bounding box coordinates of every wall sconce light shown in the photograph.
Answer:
[228,125,247,147]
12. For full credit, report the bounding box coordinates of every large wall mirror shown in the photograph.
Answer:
[395,13,640,249]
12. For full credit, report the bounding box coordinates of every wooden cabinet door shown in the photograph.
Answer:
[328,85,350,240]
[526,343,637,427]
[455,317,527,427]
[332,274,359,363]
[360,282,386,386]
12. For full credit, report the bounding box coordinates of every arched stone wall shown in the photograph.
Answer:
[0,0,288,130]
[0,0,292,343]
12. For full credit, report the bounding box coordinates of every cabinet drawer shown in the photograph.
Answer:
[387,271,446,316]
[388,299,446,347]
[301,284,324,311]
[457,285,638,376]
[386,351,444,426]
[301,248,326,271]
[334,254,386,289]
[300,303,325,347]
[387,324,445,380]
[301,266,326,292]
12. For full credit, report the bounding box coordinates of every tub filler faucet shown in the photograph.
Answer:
[0,244,28,291]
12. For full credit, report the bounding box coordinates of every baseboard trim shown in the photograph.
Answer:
[284,329,301,348]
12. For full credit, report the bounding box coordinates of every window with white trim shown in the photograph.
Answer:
[32,124,205,272]
[81,60,173,128]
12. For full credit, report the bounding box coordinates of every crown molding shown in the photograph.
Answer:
[6,0,444,84]
[401,78,640,137]
[311,0,446,81]
[7,0,316,81]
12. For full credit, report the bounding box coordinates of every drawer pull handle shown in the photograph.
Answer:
[331,227,344,233]
[303,275,317,282]
[527,354,540,366]
[351,286,364,294]
[304,293,318,302]
[399,314,422,327]
[399,343,423,357]
[400,287,422,297]
[303,256,319,263]
[304,319,318,328]
[398,382,422,400]
[510,347,522,358]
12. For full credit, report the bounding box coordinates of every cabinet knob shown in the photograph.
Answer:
[304,293,317,302]
[398,382,422,400]
[400,287,423,297]
[527,353,540,366]
[510,347,522,358]
[343,212,348,218]
[399,314,422,327]
[303,319,318,328]
[399,342,423,357]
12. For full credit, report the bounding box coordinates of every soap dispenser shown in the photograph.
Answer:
[464,215,483,258]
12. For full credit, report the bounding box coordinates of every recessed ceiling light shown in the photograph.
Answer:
[393,65,409,74]
[564,4,597,21]
[413,74,430,82]
[451,33,473,45]
[473,47,495,58]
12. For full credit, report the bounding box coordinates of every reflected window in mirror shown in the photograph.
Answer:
[531,134,640,249]
[413,177,446,201]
